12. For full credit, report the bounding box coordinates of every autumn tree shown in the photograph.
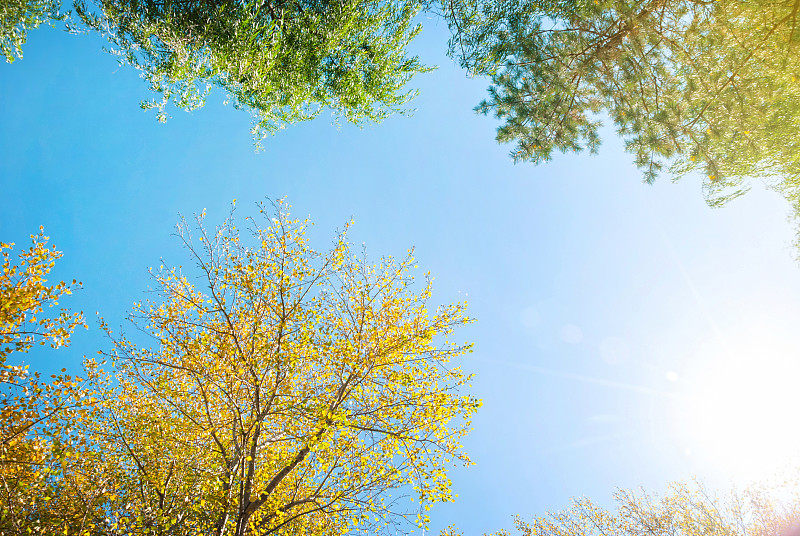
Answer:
[446,474,800,536]
[0,227,85,454]
[458,0,800,230]
[0,229,99,535]
[65,201,479,536]
[0,228,85,359]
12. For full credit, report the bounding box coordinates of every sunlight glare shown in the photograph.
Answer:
[685,333,800,482]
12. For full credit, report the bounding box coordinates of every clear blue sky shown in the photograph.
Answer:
[3,17,800,535]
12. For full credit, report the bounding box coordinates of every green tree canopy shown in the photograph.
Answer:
[74,0,427,137]
[1,0,64,62]
[3,0,430,136]
[457,0,800,231]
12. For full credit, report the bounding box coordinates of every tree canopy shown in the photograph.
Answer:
[7,0,800,204]
[0,0,64,62]
[0,230,99,535]
[459,0,800,228]
[3,0,428,135]
[443,474,800,536]
[0,227,84,359]
[72,0,427,136]
[1,203,480,536]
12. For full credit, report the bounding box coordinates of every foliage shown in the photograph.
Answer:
[5,0,428,137]
[444,474,800,536]
[461,0,800,215]
[0,229,99,535]
[54,201,479,536]
[73,0,427,137]
[0,363,103,536]
[0,227,84,359]
[0,0,63,62]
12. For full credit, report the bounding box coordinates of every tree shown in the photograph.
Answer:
[3,0,430,136]
[458,0,800,231]
[72,0,427,137]
[58,201,479,536]
[0,0,64,62]
[0,229,99,535]
[444,474,800,536]
[0,228,85,464]
[0,227,84,359]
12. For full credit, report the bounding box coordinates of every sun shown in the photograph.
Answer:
[682,332,800,482]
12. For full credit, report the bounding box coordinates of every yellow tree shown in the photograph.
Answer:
[81,201,480,536]
[0,229,100,535]
[0,227,84,360]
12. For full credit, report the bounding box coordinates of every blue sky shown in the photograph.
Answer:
[3,16,800,535]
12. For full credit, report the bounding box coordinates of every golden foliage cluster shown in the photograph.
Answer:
[1,230,99,535]
[0,203,480,536]
[1,228,85,359]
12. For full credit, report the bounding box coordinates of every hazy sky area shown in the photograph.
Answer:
[3,16,800,536]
